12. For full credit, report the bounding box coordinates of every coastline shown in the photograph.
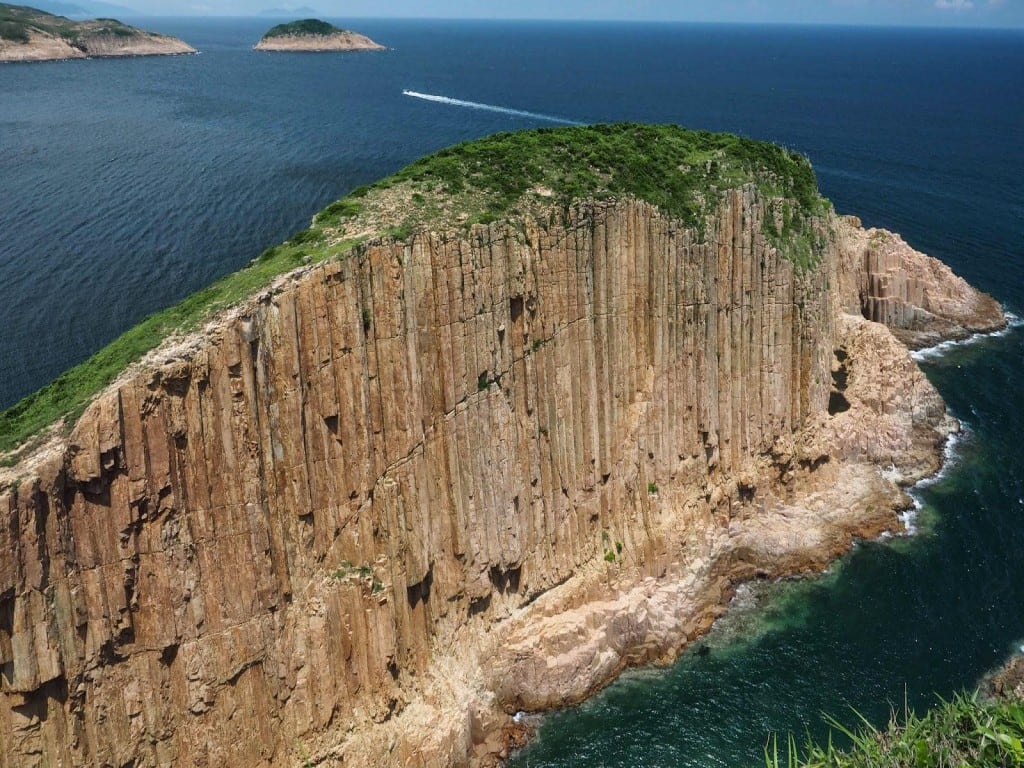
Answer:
[0,49,197,63]
[911,310,1023,363]
[0,9,197,63]
[475,321,967,764]
[0,136,1007,767]
[496,313,1017,766]
[0,35,197,63]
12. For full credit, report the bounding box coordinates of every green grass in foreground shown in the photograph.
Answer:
[765,692,1024,768]
[0,123,829,461]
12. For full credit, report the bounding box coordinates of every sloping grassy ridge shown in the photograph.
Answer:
[0,3,149,45]
[0,122,827,459]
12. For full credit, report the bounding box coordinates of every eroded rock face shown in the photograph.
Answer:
[987,656,1024,701]
[0,28,195,63]
[836,216,1004,349]
[0,191,1002,768]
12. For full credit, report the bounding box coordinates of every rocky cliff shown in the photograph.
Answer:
[0,126,1004,768]
[0,5,195,63]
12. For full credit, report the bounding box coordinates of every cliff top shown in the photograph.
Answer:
[0,123,826,461]
[260,18,347,38]
[321,122,824,245]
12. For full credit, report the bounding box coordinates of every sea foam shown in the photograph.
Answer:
[900,428,969,536]
[911,310,1022,363]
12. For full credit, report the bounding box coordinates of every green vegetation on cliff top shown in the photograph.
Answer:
[0,3,143,44]
[374,122,821,230]
[262,18,346,38]
[0,122,827,459]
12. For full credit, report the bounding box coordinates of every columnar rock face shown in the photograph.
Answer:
[838,218,1004,347]
[0,190,1002,768]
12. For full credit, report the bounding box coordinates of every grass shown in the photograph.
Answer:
[0,19,28,41]
[0,227,359,456]
[93,20,137,37]
[325,123,828,274]
[0,4,147,45]
[262,18,346,38]
[0,3,76,41]
[332,560,384,594]
[375,123,822,238]
[764,692,1024,768]
[0,122,832,460]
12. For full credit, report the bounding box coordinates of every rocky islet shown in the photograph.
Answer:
[254,19,385,52]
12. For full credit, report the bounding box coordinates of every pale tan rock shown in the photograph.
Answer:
[0,28,80,61]
[0,26,195,63]
[254,30,385,52]
[836,217,1004,348]
[0,191,1004,768]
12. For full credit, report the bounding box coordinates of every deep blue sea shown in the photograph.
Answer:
[2,19,1024,767]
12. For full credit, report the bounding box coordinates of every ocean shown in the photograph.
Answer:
[1,18,1023,767]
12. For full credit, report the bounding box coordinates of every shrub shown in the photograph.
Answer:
[263,19,344,38]
[0,21,29,42]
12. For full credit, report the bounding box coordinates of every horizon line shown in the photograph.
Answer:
[116,13,1024,31]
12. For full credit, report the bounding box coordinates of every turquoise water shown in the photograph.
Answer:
[2,20,1023,767]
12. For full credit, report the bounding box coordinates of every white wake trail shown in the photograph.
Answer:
[402,90,583,126]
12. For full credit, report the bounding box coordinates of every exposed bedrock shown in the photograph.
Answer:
[836,216,1004,348]
[0,28,196,63]
[0,190,1002,767]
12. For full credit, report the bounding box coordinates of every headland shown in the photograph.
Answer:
[0,124,1005,767]
[0,3,195,62]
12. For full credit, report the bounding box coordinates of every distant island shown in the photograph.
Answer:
[0,3,195,62]
[25,0,138,18]
[253,18,385,52]
[258,5,318,15]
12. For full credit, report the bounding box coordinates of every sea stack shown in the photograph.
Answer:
[0,3,195,63]
[0,124,1005,768]
[254,18,385,51]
